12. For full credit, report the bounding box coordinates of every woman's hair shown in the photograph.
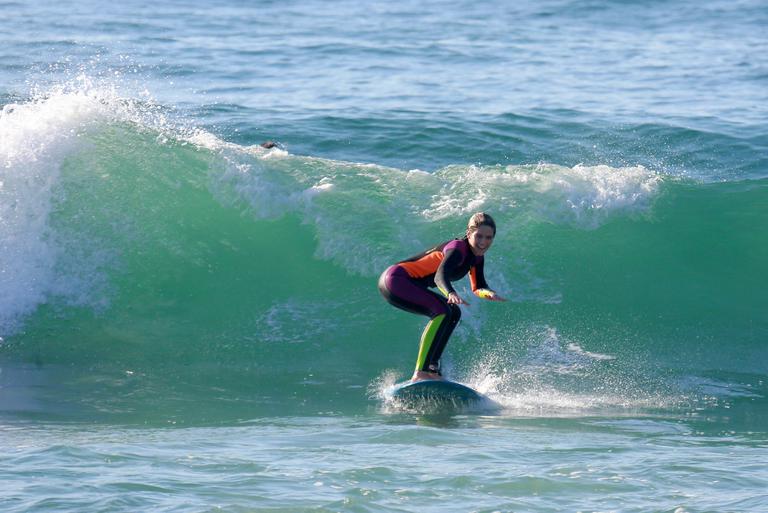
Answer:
[467,212,496,236]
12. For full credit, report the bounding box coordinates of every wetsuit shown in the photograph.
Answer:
[378,238,495,374]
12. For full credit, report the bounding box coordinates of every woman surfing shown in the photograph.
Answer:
[378,212,506,382]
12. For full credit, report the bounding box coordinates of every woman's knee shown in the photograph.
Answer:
[439,303,461,322]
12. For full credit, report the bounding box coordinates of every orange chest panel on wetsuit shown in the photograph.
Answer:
[398,250,445,279]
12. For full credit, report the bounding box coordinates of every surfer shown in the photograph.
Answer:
[378,212,506,382]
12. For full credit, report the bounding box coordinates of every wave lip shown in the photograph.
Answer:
[424,163,661,229]
[0,78,174,336]
[1,87,105,335]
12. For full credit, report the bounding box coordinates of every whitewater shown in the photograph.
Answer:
[2,1,767,512]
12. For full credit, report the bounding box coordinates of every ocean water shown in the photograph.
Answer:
[1,0,767,511]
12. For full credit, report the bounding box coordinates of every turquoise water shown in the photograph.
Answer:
[2,1,767,511]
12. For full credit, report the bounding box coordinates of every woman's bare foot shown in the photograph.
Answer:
[410,370,445,382]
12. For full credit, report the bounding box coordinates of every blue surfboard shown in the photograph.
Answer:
[388,379,491,409]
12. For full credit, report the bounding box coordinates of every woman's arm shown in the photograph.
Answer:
[470,257,506,301]
[434,242,465,298]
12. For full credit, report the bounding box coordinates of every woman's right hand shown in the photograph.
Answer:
[447,292,468,305]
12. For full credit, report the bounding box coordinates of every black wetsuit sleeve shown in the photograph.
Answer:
[435,244,465,296]
[473,257,490,291]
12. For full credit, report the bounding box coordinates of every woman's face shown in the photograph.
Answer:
[467,225,495,256]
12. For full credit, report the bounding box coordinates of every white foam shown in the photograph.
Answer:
[566,342,616,361]
[368,369,403,406]
[423,163,661,229]
[210,157,663,281]
[185,130,289,160]
[1,91,97,334]
[469,367,671,416]
[0,77,171,336]
[303,181,335,199]
[461,326,671,416]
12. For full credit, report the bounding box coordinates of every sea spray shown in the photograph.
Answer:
[1,86,766,421]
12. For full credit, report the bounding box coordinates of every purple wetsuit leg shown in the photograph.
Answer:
[378,265,461,372]
[378,265,448,318]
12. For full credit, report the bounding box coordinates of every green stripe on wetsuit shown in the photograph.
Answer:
[415,314,446,372]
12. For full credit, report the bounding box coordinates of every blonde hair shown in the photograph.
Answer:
[467,212,496,236]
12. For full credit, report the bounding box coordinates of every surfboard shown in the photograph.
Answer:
[388,379,490,408]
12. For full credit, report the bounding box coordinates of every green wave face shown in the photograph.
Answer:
[1,96,766,422]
